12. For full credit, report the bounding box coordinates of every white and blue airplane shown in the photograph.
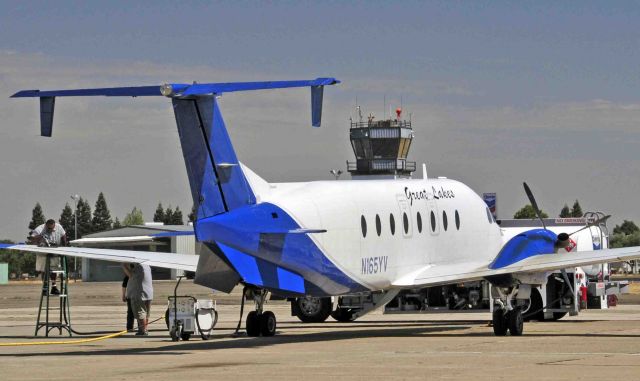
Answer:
[4,78,640,337]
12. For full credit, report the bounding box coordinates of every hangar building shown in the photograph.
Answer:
[71,224,196,282]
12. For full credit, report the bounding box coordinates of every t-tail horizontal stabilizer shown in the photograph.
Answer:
[11,77,340,136]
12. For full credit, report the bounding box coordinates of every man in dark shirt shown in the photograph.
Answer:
[121,272,134,331]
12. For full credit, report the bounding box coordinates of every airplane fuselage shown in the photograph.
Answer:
[250,177,504,294]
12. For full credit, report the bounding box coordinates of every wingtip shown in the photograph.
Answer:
[10,90,40,98]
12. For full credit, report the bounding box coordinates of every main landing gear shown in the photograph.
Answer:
[492,286,525,336]
[245,288,277,337]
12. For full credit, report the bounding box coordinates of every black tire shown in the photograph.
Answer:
[551,312,567,321]
[492,309,508,336]
[331,308,356,322]
[246,311,261,337]
[259,311,277,337]
[164,308,170,330]
[523,289,544,322]
[508,308,524,336]
[180,333,191,341]
[292,297,332,323]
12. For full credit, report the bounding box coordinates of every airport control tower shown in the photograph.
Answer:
[347,107,416,179]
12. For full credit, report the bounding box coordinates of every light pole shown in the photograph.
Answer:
[71,194,80,280]
[329,169,342,180]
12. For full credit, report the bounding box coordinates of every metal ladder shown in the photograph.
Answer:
[35,254,72,336]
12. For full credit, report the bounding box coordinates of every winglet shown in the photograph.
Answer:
[40,97,55,137]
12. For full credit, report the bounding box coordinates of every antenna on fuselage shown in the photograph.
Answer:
[422,163,428,179]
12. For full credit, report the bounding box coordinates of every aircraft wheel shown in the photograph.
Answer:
[180,333,191,341]
[293,297,332,323]
[331,308,356,322]
[508,308,524,336]
[246,311,261,337]
[492,309,508,336]
[260,311,277,336]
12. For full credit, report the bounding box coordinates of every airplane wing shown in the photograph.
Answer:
[0,243,198,272]
[393,246,640,288]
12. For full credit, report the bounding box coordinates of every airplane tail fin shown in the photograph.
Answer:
[11,78,340,220]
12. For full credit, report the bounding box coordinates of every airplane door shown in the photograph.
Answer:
[397,196,412,237]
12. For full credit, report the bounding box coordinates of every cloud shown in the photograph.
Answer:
[1,51,639,242]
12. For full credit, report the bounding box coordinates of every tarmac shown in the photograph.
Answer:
[0,280,639,381]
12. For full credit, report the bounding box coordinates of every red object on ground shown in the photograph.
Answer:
[580,286,588,301]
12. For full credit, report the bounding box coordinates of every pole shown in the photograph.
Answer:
[71,194,79,281]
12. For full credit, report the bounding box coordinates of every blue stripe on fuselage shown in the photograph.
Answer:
[196,202,368,296]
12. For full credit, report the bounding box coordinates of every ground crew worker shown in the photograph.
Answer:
[122,263,153,336]
[31,219,67,295]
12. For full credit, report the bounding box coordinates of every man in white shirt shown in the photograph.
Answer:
[31,219,67,295]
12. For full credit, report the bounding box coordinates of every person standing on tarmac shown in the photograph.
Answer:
[121,272,135,331]
[31,219,67,295]
[122,263,153,336]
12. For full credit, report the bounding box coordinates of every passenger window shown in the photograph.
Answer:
[416,212,422,233]
[455,210,460,230]
[430,211,436,232]
[361,215,367,238]
[403,212,409,234]
[376,214,382,236]
[389,213,395,235]
[443,211,448,231]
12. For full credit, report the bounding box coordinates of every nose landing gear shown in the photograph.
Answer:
[492,286,525,336]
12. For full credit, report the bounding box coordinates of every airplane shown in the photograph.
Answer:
[3,77,640,337]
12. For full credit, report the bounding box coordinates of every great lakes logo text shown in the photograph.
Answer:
[404,186,455,205]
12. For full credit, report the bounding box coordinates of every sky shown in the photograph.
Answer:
[1,1,639,241]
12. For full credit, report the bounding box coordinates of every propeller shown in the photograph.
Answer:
[522,182,577,298]
[523,182,546,229]
[568,214,611,236]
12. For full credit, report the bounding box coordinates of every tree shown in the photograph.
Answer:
[59,203,76,240]
[164,206,174,225]
[188,205,196,223]
[91,192,113,232]
[559,204,571,218]
[153,202,165,223]
[123,207,144,226]
[513,204,548,219]
[112,217,122,229]
[613,220,639,236]
[76,197,93,238]
[570,200,583,218]
[610,220,640,249]
[28,202,46,230]
[0,239,36,277]
[170,206,184,225]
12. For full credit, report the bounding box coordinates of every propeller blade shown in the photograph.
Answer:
[568,215,611,236]
[523,182,546,229]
